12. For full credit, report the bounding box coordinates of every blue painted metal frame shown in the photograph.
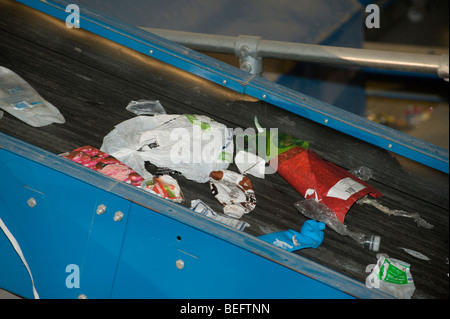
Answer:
[16,0,449,174]
[0,132,394,299]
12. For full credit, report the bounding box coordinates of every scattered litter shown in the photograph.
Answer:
[209,170,256,219]
[235,116,309,164]
[399,247,430,261]
[258,220,326,252]
[248,116,381,223]
[100,114,233,183]
[61,145,144,186]
[357,197,434,229]
[190,199,250,231]
[141,175,184,203]
[349,166,373,181]
[234,150,266,179]
[154,166,182,177]
[0,66,65,127]
[294,199,381,251]
[126,99,166,116]
[276,147,382,223]
[366,254,416,299]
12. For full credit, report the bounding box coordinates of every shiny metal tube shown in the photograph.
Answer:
[141,27,449,80]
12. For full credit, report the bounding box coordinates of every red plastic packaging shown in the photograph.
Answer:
[271,146,382,223]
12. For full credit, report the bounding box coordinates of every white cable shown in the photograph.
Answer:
[0,217,39,299]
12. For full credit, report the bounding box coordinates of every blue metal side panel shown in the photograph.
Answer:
[0,140,135,298]
[0,146,100,298]
[16,0,448,173]
[112,202,348,299]
[1,133,395,298]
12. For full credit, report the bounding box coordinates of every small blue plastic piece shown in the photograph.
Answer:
[258,220,326,252]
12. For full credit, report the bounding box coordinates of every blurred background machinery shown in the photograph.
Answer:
[70,0,448,150]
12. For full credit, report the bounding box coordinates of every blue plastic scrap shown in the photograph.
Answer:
[259,220,326,252]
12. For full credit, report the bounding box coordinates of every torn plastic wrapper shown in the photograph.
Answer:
[125,99,166,116]
[234,150,266,179]
[235,121,309,164]
[209,170,256,219]
[233,116,309,179]
[190,199,250,231]
[294,199,381,251]
[272,146,382,223]
[141,175,184,203]
[258,220,326,252]
[0,66,65,127]
[61,146,144,186]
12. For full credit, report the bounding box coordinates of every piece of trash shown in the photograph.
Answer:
[275,147,382,223]
[399,247,430,261]
[294,199,381,251]
[234,150,266,179]
[357,197,434,229]
[61,145,144,186]
[209,170,256,219]
[258,220,326,252]
[0,66,65,127]
[235,116,309,163]
[190,199,250,231]
[100,114,233,183]
[247,117,381,222]
[154,166,182,177]
[366,254,416,299]
[349,166,373,181]
[141,175,184,203]
[126,99,166,116]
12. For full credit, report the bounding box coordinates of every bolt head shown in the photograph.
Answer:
[240,62,252,72]
[176,259,185,269]
[113,211,124,222]
[239,45,251,57]
[27,198,37,208]
[96,204,106,214]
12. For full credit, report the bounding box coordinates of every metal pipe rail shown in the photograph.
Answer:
[141,27,449,80]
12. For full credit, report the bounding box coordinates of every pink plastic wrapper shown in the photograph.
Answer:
[61,145,144,186]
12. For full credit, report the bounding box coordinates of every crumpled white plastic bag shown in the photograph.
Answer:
[101,114,233,183]
[366,254,416,299]
[0,66,65,127]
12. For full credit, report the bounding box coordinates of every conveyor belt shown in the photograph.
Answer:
[0,0,448,298]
